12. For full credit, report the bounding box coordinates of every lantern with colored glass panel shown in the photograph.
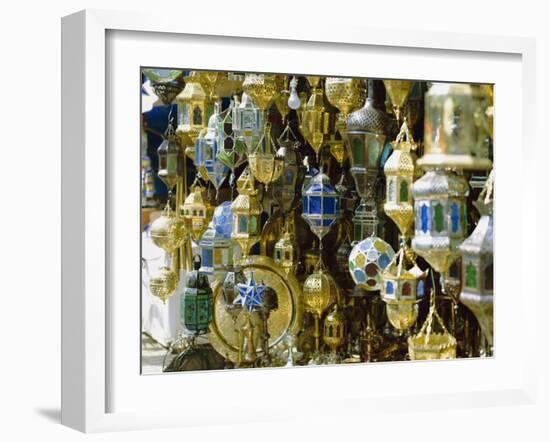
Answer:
[216,99,247,172]
[198,201,237,279]
[459,171,494,347]
[181,182,214,242]
[156,120,181,195]
[194,103,229,192]
[348,236,395,291]
[181,255,214,336]
[301,170,341,242]
[176,72,209,148]
[231,168,263,257]
[273,226,298,276]
[381,247,428,331]
[248,122,284,187]
[412,170,469,275]
[232,93,263,151]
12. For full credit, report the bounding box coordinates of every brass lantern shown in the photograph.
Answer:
[459,171,494,347]
[418,83,492,171]
[303,266,340,354]
[231,168,263,257]
[381,247,428,331]
[216,99,247,172]
[382,80,414,123]
[248,122,284,187]
[242,73,280,114]
[232,93,263,151]
[181,182,214,242]
[176,72,209,148]
[300,77,333,158]
[273,224,298,276]
[150,204,186,253]
[325,77,366,140]
[181,255,214,336]
[149,266,179,303]
[412,170,469,276]
[323,304,346,361]
[273,75,290,122]
[384,121,417,237]
[408,291,457,360]
[142,69,185,105]
[216,72,245,98]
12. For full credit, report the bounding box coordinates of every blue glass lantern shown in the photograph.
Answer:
[301,171,341,241]
[194,103,229,192]
[181,255,214,335]
[198,202,238,278]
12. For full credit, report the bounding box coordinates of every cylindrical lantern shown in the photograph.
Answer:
[323,304,346,356]
[412,170,469,274]
[181,256,214,335]
[231,168,263,257]
[418,83,492,171]
[157,122,181,193]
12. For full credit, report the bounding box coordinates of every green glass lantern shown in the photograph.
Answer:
[181,255,214,335]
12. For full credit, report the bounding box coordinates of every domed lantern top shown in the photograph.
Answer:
[301,170,341,241]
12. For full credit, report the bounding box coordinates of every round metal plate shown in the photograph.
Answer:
[208,255,303,363]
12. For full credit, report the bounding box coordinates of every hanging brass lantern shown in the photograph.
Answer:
[384,121,417,237]
[216,72,245,98]
[382,80,414,123]
[273,75,290,122]
[381,247,428,331]
[408,291,457,360]
[412,169,469,275]
[242,73,280,113]
[325,77,366,141]
[418,83,492,171]
[181,255,214,335]
[176,72,210,148]
[300,77,333,157]
[459,171,494,346]
[273,224,298,276]
[216,99,247,172]
[150,204,187,253]
[231,168,263,257]
[181,182,214,242]
[232,93,264,151]
[303,265,340,354]
[323,304,346,361]
[142,69,185,105]
[149,266,179,303]
[248,122,284,187]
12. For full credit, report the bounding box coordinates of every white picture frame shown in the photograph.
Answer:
[61,9,537,433]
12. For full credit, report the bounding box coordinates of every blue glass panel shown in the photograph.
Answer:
[302,196,308,213]
[323,218,335,227]
[417,280,425,297]
[421,204,429,233]
[202,248,213,267]
[312,219,322,226]
[309,183,323,192]
[309,196,322,214]
[451,202,460,233]
[386,281,394,295]
[323,197,336,215]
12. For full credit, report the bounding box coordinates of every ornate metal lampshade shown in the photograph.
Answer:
[150,204,187,253]
[348,236,395,291]
[181,255,214,335]
[382,80,414,122]
[231,168,263,257]
[412,169,469,275]
[248,122,284,187]
[242,73,280,113]
[325,77,366,138]
[149,266,178,304]
[156,121,182,194]
[418,83,492,171]
[142,69,185,105]
[273,225,298,276]
[300,77,333,157]
[301,170,341,242]
[181,182,214,242]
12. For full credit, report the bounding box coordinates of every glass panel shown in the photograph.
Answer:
[309,196,322,214]
[466,262,477,288]
[239,215,247,233]
[450,202,460,233]
[249,216,257,234]
[399,180,409,202]
[433,203,444,232]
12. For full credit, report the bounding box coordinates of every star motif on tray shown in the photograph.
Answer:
[234,274,265,311]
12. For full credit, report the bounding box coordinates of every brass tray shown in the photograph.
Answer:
[208,255,303,363]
